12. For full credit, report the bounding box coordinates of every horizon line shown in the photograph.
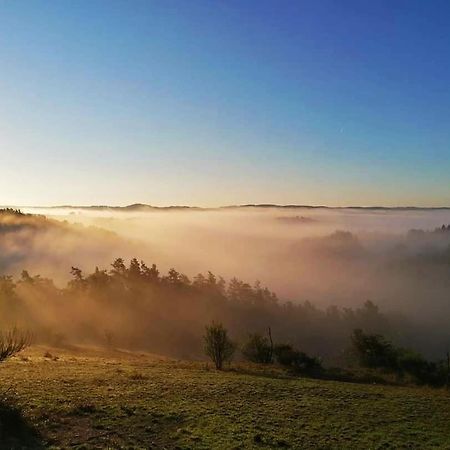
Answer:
[3,203,450,211]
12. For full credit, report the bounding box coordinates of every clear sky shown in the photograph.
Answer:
[0,0,449,207]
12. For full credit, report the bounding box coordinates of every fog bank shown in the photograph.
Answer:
[5,206,449,323]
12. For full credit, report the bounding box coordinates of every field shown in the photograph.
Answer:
[1,347,449,449]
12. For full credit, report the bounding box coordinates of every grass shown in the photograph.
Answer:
[0,346,449,449]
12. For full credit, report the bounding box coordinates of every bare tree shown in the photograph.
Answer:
[268,327,274,363]
[0,328,32,363]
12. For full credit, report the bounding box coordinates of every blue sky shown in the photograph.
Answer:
[0,0,449,206]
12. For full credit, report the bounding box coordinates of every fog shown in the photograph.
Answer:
[7,206,450,320]
[1,206,449,359]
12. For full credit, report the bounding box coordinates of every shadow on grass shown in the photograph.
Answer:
[0,400,44,449]
[226,365,293,381]
[227,364,396,387]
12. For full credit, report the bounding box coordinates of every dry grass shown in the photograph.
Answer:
[0,345,449,448]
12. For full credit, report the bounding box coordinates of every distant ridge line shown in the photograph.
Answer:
[11,203,450,211]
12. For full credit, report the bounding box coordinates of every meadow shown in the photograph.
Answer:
[1,346,449,449]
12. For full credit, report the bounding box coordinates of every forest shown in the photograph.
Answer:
[1,255,390,359]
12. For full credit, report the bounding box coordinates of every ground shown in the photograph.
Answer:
[0,346,449,449]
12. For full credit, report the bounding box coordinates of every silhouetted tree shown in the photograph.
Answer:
[20,271,33,285]
[204,322,235,370]
[110,258,126,277]
[242,330,273,364]
[351,329,398,370]
[128,258,142,280]
[141,262,159,283]
[68,267,88,292]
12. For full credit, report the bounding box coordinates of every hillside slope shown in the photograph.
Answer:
[0,209,143,282]
[1,347,449,449]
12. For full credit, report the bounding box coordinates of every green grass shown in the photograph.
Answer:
[1,346,449,449]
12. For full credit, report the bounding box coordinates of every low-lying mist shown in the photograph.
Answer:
[1,206,449,359]
[19,206,450,314]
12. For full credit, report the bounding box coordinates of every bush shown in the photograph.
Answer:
[397,350,447,386]
[0,328,32,363]
[351,329,448,387]
[274,344,322,375]
[273,344,298,366]
[351,329,398,371]
[204,322,235,370]
[242,333,273,364]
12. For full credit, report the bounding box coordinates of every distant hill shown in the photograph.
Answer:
[6,203,450,212]
[0,208,141,281]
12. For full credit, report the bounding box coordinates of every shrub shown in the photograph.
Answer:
[242,333,273,364]
[0,328,32,363]
[204,322,235,370]
[351,329,447,387]
[294,352,322,374]
[273,344,298,366]
[274,344,322,375]
[397,350,446,386]
[351,329,398,371]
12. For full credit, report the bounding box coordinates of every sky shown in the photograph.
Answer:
[0,0,449,207]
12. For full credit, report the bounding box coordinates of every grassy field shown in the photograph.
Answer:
[0,346,449,449]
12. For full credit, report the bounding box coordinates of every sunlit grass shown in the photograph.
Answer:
[1,346,449,448]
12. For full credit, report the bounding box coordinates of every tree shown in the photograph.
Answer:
[0,328,32,363]
[86,267,109,290]
[351,330,447,386]
[70,267,83,281]
[165,268,180,285]
[141,262,159,283]
[204,322,235,370]
[351,329,398,370]
[242,329,273,364]
[69,267,86,291]
[128,258,142,280]
[110,258,126,278]
[20,270,33,285]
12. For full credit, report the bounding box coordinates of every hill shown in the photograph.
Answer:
[0,208,143,282]
[2,346,450,448]
[7,204,450,213]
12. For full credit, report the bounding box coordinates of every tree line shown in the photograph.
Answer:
[0,257,448,386]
